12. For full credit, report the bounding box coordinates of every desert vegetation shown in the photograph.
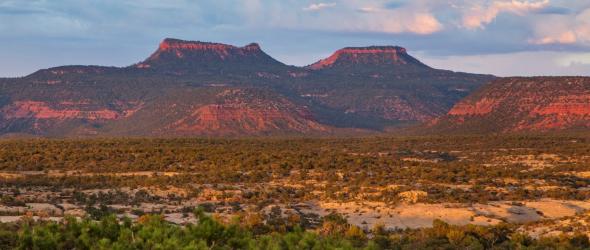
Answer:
[2,210,590,249]
[2,135,590,248]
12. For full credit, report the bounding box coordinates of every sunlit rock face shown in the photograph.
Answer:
[3,101,122,120]
[134,38,286,74]
[429,77,590,133]
[144,39,263,63]
[0,100,144,135]
[307,46,430,71]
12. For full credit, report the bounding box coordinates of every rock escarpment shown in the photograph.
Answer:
[428,77,590,133]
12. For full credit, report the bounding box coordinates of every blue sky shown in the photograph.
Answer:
[0,0,589,77]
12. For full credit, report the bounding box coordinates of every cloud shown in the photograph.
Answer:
[406,13,443,34]
[0,6,46,15]
[531,31,576,44]
[384,1,406,9]
[528,7,590,45]
[2,0,590,77]
[339,1,443,35]
[574,9,590,43]
[556,53,590,67]
[462,0,549,29]
[419,51,590,76]
[303,3,336,11]
[351,10,442,34]
[358,7,380,13]
[284,1,444,35]
[535,6,572,15]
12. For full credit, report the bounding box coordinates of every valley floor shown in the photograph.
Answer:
[2,135,590,241]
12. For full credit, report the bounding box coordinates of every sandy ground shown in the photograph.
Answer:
[298,199,590,230]
[0,216,61,223]
[2,198,590,232]
[524,199,590,218]
[306,202,498,230]
[0,171,182,179]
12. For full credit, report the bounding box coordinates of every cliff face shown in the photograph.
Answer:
[307,46,429,70]
[0,38,493,137]
[429,77,590,133]
[3,101,124,120]
[134,38,287,75]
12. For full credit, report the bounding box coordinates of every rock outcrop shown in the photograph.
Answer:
[307,46,429,70]
[135,38,286,74]
[428,77,590,133]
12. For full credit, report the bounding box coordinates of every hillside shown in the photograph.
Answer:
[427,77,590,133]
[0,38,492,136]
[295,46,493,124]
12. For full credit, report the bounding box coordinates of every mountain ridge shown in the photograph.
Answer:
[307,46,430,71]
[128,38,289,76]
[0,38,494,137]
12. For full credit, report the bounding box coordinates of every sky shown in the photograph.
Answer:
[0,0,589,77]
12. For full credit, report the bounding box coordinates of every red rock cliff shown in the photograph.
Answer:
[429,77,590,133]
[307,46,428,70]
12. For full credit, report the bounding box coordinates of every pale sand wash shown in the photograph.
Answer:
[0,171,181,179]
[299,199,590,230]
[2,198,590,232]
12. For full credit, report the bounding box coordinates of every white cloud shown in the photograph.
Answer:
[418,51,590,76]
[268,1,444,35]
[528,7,590,45]
[374,12,442,35]
[530,31,576,44]
[334,1,444,35]
[571,8,590,43]
[408,13,443,34]
[462,0,549,29]
[3,0,590,77]
[303,3,336,11]
[556,53,590,67]
[358,6,380,13]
